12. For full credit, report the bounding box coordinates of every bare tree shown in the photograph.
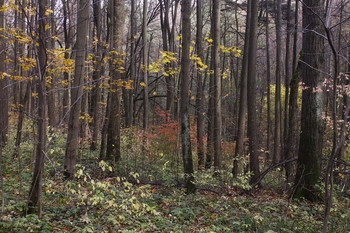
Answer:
[64,0,90,178]
[180,0,195,194]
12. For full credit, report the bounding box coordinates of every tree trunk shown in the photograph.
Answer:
[233,0,250,177]
[106,0,125,163]
[285,0,299,184]
[264,0,272,164]
[273,0,282,164]
[247,0,260,185]
[142,0,149,129]
[195,0,205,169]
[27,0,48,214]
[64,0,90,179]
[180,0,195,194]
[0,0,8,145]
[90,0,103,150]
[212,0,222,171]
[294,0,325,201]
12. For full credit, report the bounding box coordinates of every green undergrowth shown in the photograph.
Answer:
[1,161,350,232]
[1,124,350,232]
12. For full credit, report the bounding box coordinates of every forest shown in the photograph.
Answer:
[1,0,350,232]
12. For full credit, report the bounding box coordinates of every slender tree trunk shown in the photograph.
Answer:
[0,0,8,145]
[142,0,149,129]
[47,0,58,128]
[106,0,125,163]
[127,0,136,127]
[64,0,90,178]
[285,0,299,183]
[283,0,292,161]
[195,0,205,169]
[212,0,222,171]
[61,0,72,123]
[0,0,6,212]
[233,0,250,177]
[90,0,103,150]
[247,0,260,185]
[265,0,272,163]
[27,0,48,214]
[180,0,195,194]
[273,0,282,164]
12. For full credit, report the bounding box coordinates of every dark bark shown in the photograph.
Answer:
[195,0,205,169]
[294,0,325,201]
[0,0,8,145]
[180,0,195,194]
[27,0,48,214]
[142,0,149,129]
[273,0,282,165]
[285,0,299,184]
[233,0,250,177]
[106,0,125,163]
[64,0,90,179]
[246,0,260,185]
[213,0,222,171]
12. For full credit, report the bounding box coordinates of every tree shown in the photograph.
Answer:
[64,0,90,179]
[27,0,49,214]
[246,0,260,185]
[233,0,250,177]
[142,0,149,129]
[294,0,325,201]
[0,0,8,146]
[180,0,195,194]
[212,0,222,171]
[273,0,282,164]
[106,0,125,163]
[195,0,205,169]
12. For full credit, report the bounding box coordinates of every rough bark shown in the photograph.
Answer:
[294,0,325,201]
[233,0,250,177]
[106,0,125,163]
[212,0,222,171]
[247,0,260,185]
[27,0,48,214]
[142,0,149,129]
[195,0,205,169]
[180,0,195,194]
[64,0,90,178]
[0,0,8,145]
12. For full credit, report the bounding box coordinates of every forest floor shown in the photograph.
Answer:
[1,127,350,232]
[1,164,350,232]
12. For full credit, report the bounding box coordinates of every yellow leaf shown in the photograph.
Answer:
[45,9,54,16]
[32,93,39,98]
[140,82,147,87]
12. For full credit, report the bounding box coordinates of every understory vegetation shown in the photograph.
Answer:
[1,124,350,233]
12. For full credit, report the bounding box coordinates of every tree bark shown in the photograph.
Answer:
[180,0,195,194]
[64,0,90,178]
[233,0,250,177]
[106,0,125,163]
[27,0,48,214]
[247,0,260,185]
[294,0,325,201]
[0,0,8,145]
[273,0,282,164]
[212,0,222,171]
[142,0,149,129]
[195,0,205,169]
